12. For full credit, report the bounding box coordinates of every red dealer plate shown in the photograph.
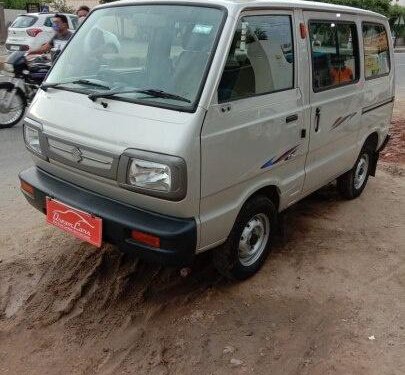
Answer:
[46,198,102,247]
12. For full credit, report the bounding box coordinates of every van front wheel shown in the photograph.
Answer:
[213,196,277,280]
[337,146,373,199]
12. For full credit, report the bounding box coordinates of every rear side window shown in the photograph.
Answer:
[362,23,390,79]
[11,15,38,28]
[218,15,294,103]
[44,17,53,27]
[309,21,359,91]
[70,16,78,30]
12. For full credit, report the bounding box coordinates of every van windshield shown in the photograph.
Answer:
[45,5,225,111]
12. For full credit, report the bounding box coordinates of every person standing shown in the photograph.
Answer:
[76,5,90,25]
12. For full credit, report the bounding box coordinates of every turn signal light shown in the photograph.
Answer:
[26,28,43,37]
[300,23,307,39]
[20,180,34,195]
[131,230,160,248]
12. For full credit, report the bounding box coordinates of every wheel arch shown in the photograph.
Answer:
[363,132,380,177]
[364,132,379,151]
[246,184,281,212]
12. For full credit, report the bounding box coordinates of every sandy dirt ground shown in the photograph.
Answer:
[0,103,404,375]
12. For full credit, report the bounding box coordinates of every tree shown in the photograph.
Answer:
[4,0,39,10]
[316,0,405,42]
[49,0,75,13]
[390,4,405,44]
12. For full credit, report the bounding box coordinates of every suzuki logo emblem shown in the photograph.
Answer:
[70,147,83,163]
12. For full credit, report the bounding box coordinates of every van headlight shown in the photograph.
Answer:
[23,119,44,157]
[128,159,172,191]
[118,150,187,200]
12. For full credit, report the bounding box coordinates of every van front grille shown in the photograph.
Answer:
[43,136,119,180]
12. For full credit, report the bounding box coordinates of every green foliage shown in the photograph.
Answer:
[4,0,74,12]
[4,0,39,10]
[316,0,405,38]
[389,4,405,39]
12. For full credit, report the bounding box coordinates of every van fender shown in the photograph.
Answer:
[198,176,282,253]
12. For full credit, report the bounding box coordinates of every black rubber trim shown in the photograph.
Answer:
[378,134,390,152]
[362,97,395,114]
[370,134,390,177]
[19,167,196,266]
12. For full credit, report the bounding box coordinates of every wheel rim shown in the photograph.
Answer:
[238,213,270,267]
[354,153,369,190]
[0,90,25,126]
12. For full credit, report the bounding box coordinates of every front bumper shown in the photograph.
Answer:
[19,167,196,266]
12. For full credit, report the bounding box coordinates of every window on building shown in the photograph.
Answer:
[363,23,390,79]
[218,15,294,103]
[309,21,359,91]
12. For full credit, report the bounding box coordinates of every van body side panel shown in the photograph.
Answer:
[358,18,394,153]
[200,89,307,249]
[302,12,364,194]
[199,9,309,250]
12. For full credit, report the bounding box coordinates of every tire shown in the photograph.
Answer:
[0,83,27,129]
[213,195,277,280]
[337,144,374,199]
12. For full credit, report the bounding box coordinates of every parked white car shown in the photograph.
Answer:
[6,12,78,52]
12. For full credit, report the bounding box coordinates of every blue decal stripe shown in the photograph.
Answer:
[261,144,300,169]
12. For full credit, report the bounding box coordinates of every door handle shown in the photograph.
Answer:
[286,114,298,123]
[315,107,321,132]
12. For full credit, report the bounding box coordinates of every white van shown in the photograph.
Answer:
[19,0,394,280]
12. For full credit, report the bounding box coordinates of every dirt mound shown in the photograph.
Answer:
[0,237,222,374]
[1,242,218,326]
[380,104,405,164]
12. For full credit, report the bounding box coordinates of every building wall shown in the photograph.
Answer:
[393,0,405,6]
[5,8,26,28]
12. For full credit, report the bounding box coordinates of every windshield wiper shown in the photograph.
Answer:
[88,88,191,104]
[41,79,111,91]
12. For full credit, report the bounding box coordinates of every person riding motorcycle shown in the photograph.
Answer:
[27,14,72,60]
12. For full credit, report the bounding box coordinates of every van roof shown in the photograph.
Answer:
[96,0,386,19]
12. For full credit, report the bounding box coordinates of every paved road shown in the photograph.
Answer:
[395,52,405,98]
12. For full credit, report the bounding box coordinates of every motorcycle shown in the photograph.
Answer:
[0,51,52,128]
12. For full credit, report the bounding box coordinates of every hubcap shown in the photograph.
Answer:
[238,213,270,267]
[354,153,369,190]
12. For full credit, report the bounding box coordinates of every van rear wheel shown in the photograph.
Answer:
[337,145,373,199]
[213,196,277,280]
